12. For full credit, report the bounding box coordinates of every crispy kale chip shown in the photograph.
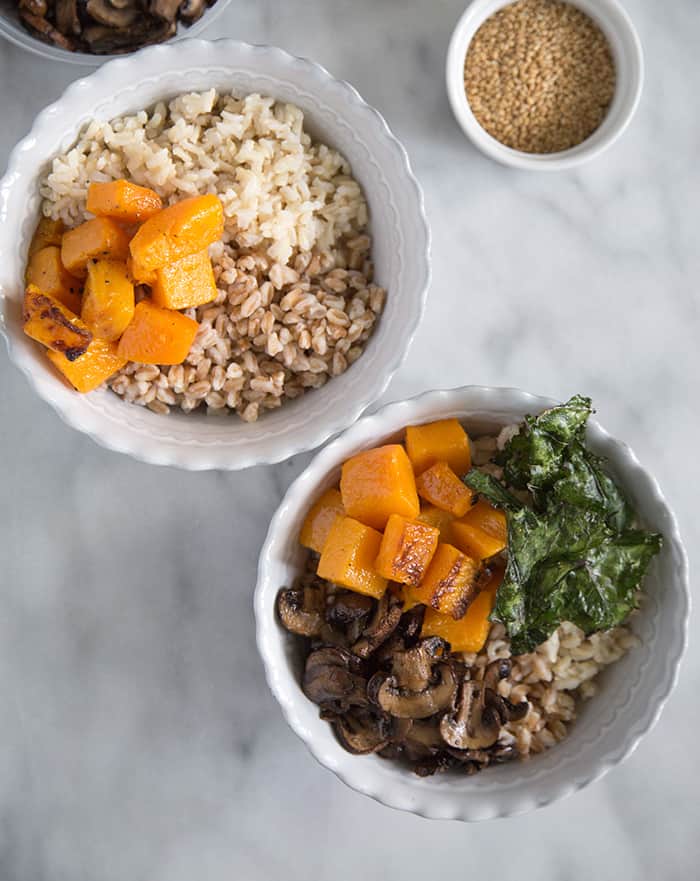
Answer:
[464,397,662,654]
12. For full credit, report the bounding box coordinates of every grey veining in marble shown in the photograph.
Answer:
[0,1,698,878]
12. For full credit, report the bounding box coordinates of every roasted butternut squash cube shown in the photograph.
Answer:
[117,300,198,365]
[87,179,162,223]
[405,418,472,476]
[28,216,64,257]
[411,542,480,619]
[299,488,345,553]
[340,444,419,531]
[127,253,158,287]
[421,567,503,652]
[452,498,507,560]
[415,460,474,518]
[317,516,387,599]
[129,194,224,272]
[25,246,82,313]
[152,250,217,310]
[416,505,455,543]
[61,217,130,278]
[47,337,127,393]
[81,259,135,342]
[23,285,92,361]
[375,514,439,586]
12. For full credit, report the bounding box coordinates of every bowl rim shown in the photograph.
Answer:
[254,385,690,820]
[0,0,235,65]
[0,38,431,470]
[445,0,645,171]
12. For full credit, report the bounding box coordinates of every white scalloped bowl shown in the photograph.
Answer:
[0,40,430,470]
[255,386,689,821]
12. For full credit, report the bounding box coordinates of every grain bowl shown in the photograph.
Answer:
[0,40,430,469]
[255,387,689,820]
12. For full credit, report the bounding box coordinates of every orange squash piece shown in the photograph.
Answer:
[81,259,135,342]
[61,217,130,278]
[421,567,503,652]
[375,514,439,586]
[87,179,162,223]
[340,444,420,531]
[452,498,507,560]
[411,542,480,619]
[25,246,82,313]
[117,300,198,365]
[23,285,92,361]
[47,337,127,393]
[28,216,64,257]
[127,254,157,286]
[152,249,217,310]
[415,460,474,518]
[317,516,387,599]
[406,418,472,476]
[129,194,224,272]
[299,488,345,553]
[416,505,455,543]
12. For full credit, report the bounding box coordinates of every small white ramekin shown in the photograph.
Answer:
[446,0,644,170]
[255,386,689,821]
[0,39,430,470]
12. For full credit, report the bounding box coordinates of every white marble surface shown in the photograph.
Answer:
[0,1,698,877]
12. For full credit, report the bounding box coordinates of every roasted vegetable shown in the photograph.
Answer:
[127,253,157,286]
[451,498,507,560]
[375,514,439,586]
[317,516,387,599]
[22,285,92,361]
[86,179,163,223]
[405,418,471,476]
[151,249,217,310]
[464,397,663,653]
[299,488,345,554]
[28,217,64,257]
[410,542,480,619]
[25,246,82,313]
[340,444,420,530]
[47,337,128,393]
[81,259,135,341]
[128,194,224,272]
[416,505,455,543]
[421,567,503,652]
[61,217,130,277]
[117,300,198,365]
[415,460,474,518]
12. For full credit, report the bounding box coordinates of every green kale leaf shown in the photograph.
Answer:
[465,396,663,654]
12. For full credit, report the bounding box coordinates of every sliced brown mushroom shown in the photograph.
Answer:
[326,591,373,644]
[369,662,457,720]
[56,0,81,34]
[86,0,139,28]
[18,0,48,17]
[276,583,325,638]
[351,591,402,658]
[303,646,368,711]
[19,10,76,48]
[333,710,389,755]
[440,680,501,749]
[149,0,181,21]
[179,0,206,22]
[485,689,529,724]
[82,18,175,53]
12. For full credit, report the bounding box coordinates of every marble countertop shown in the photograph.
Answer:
[0,1,698,878]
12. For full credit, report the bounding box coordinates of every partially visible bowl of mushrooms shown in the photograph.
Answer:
[0,0,231,62]
[255,386,689,820]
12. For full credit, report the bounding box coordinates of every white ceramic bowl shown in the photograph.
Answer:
[255,386,689,821]
[0,0,233,65]
[446,0,644,170]
[0,39,430,470]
